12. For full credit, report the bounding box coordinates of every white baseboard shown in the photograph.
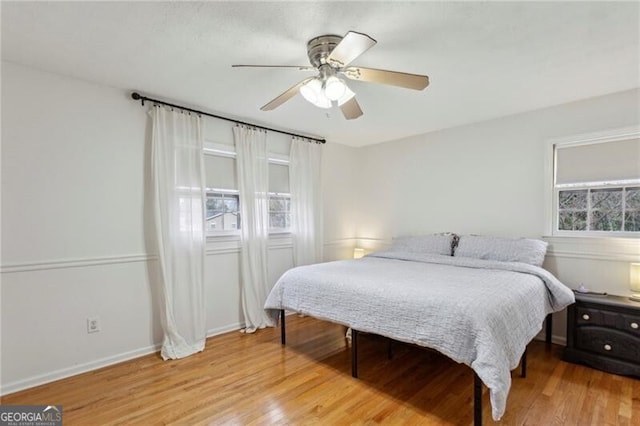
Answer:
[206,322,244,338]
[533,332,566,346]
[0,322,244,396]
[0,343,161,396]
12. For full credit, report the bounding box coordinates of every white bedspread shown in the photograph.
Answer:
[264,252,574,420]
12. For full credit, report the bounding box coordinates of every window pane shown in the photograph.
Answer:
[559,190,587,209]
[591,188,622,210]
[626,187,640,209]
[223,197,237,212]
[591,210,622,231]
[559,211,587,231]
[270,213,288,229]
[625,212,640,232]
[206,196,224,217]
[268,194,291,230]
[269,197,286,212]
[206,193,240,232]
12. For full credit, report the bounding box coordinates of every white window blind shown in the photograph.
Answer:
[204,154,237,190]
[269,163,290,194]
[556,138,640,185]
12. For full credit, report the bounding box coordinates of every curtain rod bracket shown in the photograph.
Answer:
[131,92,145,106]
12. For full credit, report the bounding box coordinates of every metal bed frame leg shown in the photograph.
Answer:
[351,329,358,378]
[280,309,286,345]
[474,372,482,426]
[545,313,553,344]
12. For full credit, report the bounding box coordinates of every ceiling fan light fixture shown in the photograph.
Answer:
[300,78,321,103]
[300,78,331,108]
[324,76,347,101]
[235,30,429,118]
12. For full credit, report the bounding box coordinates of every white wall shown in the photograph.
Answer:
[1,62,162,394]
[354,88,640,342]
[0,61,359,394]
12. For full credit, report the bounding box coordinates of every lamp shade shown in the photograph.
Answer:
[631,263,640,292]
[300,78,331,108]
[324,76,347,101]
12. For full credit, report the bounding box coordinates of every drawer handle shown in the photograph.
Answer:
[631,322,639,329]
[582,314,590,321]
[604,344,612,351]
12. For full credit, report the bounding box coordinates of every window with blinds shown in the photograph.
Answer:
[204,153,240,233]
[203,143,292,235]
[554,136,640,234]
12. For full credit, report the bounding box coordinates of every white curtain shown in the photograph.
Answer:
[151,106,206,360]
[289,137,323,266]
[234,126,273,332]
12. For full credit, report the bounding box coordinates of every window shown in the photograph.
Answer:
[203,141,292,235]
[206,191,240,232]
[558,186,640,232]
[550,128,640,236]
[268,162,291,232]
[204,144,239,235]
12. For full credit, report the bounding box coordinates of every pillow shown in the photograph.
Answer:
[390,234,455,256]
[454,235,548,266]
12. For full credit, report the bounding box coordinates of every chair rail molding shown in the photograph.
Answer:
[544,236,640,262]
[0,254,157,274]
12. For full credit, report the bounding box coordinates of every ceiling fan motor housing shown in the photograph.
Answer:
[307,34,342,68]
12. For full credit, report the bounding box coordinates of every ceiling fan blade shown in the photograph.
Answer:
[339,96,363,120]
[343,66,429,90]
[261,78,313,111]
[232,64,315,71]
[327,31,377,68]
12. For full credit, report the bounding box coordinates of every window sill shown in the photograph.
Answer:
[206,231,291,240]
[543,235,639,262]
[205,232,293,255]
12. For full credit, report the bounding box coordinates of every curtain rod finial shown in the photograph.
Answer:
[131,92,141,100]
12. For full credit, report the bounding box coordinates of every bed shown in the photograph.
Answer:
[264,234,575,424]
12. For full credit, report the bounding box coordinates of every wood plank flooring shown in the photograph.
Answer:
[2,315,639,425]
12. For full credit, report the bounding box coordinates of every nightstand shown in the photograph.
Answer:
[563,293,640,377]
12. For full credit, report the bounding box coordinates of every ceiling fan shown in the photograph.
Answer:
[232,31,430,120]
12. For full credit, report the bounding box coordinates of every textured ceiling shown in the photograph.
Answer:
[2,1,639,147]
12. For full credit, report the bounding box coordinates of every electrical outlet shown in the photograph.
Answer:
[87,316,101,333]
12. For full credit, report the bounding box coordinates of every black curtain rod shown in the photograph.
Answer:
[131,92,326,144]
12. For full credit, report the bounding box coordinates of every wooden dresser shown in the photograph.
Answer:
[563,293,640,377]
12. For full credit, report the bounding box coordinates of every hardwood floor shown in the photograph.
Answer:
[2,315,639,425]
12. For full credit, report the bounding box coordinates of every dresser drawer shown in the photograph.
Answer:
[575,326,640,363]
[576,306,640,337]
[621,314,640,336]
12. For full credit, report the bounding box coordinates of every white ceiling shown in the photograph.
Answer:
[2,1,639,147]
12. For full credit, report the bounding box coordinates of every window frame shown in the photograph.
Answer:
[203,141,292,238]
[545,126,640,237]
